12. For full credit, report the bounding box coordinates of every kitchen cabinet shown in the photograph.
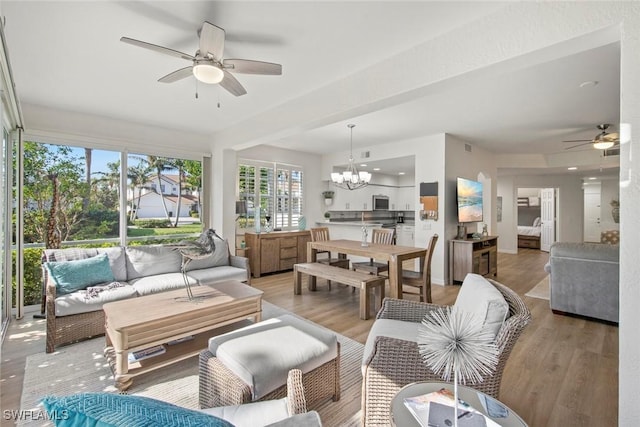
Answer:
[396,186,414,211]
[244,230,311,277]
[396,225,415,247]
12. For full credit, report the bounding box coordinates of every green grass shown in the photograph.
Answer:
[127,223,203,237]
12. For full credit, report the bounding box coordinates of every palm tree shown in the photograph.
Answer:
[184,160,202,219]
[93,160,121,196]
[147,155,172,221]
[82,147,92,210]
[172,159,185,227]
[127,162,152,221]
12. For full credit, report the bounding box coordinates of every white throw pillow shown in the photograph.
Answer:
[453,274,509,340]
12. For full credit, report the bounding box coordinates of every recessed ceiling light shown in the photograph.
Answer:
[588,177,597,180]
[373,168,381,171]
[360,164,368,167]
[579,80,598,88]
[568,167,578,170]
[398,172,405,175]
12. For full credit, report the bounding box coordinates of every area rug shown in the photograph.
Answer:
[525,275,550,300]
[19,301,363,426]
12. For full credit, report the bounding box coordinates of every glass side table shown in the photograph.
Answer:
[391,381,528,427]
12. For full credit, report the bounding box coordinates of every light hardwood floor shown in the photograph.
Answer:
[0,248,618,426]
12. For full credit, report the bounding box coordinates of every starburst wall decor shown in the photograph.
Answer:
[417,306,499,427]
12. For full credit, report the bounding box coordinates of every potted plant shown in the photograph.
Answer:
[324,211,331,222]
[322,191,335,206]
[610,199,620,223]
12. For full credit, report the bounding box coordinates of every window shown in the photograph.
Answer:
[16,144,204,307]
[238,161,303,230]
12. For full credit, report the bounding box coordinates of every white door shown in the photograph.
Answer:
[584,184,602,242]
[540,188,556,252]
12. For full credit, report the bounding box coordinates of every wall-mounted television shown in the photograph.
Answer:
[456,177,483,223]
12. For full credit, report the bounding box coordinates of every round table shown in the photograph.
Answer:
[391,381,527,427]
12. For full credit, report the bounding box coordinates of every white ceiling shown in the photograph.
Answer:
[2,1,621,178]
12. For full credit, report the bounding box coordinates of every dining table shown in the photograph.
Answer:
[307,239,427,299]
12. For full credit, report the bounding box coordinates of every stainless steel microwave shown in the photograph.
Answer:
[372,195,389,210]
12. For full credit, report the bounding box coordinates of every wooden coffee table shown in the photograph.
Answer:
[103,280,263,391]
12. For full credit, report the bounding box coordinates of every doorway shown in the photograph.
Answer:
[516,187,557,252]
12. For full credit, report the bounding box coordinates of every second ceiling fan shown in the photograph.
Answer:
[563,124,620,150]
[121,21,282,97]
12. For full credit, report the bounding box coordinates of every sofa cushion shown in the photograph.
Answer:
[41,392,233,427]
[187,266,248,285]
[362,318,421,368]
[97,247,127,282]
[55,282,137,317]
[453,274,509,340]
[46,253,115,296]
[125,245,182,280]
[184,237,230,271]
[200,398,289,427]
[130,272,197,296]
[208,315,338,400]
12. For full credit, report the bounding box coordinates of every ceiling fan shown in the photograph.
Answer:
[563,124,620,150]
[121,21,282,97]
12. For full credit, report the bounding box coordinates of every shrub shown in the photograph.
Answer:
[134,219,171,228]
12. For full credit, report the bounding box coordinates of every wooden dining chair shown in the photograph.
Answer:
[352,228,396,275]
[401,233,438,303]
[309,227,350,289]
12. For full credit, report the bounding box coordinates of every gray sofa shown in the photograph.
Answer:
[43,236,251,352]
[545,242,619,323]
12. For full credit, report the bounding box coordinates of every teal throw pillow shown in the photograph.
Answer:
[41,393,234,427]
[46,253,115,296]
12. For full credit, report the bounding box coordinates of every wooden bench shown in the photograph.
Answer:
[293,262,385,320]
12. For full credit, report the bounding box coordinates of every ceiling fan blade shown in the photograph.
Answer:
[199,21,225,60]
[562,139,592,143]
[565,142,593,150]
[158,67,193,83]
[603,132,619,141]
[120,37,194,61]
[219,70,247,96]
[223,59,282,75]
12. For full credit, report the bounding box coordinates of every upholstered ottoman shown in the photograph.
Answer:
[199,314,340,409]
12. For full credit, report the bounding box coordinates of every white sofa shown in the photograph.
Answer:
[43,236,250,353]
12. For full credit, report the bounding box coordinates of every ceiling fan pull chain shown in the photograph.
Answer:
[195,78,199,99]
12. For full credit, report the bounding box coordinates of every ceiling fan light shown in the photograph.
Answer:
[593,141,614,150]
[193,62,224,84]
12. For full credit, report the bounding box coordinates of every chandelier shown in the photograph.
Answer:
[330,124,372,190]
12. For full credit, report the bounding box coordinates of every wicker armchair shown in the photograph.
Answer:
[361,279,531,426]
[199,369,323,426]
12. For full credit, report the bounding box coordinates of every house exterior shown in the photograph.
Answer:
[128,174,200,219]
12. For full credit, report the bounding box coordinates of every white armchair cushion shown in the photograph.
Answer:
[199,398,289,427]
[362,318,421,369]
[453,273,508,339]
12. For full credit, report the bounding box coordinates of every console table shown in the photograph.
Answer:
[449,235,498,284]
[245,230,311,277]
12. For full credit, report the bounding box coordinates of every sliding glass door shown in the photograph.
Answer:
[1,128,9,336]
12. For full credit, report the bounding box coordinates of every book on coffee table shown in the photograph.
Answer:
[403,388,500,427]
[128,345,166,362]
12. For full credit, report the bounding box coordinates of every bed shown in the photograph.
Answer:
[518,217,541,249]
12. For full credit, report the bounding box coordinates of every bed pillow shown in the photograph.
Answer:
[40,393,234,427]
[532,217,541,227]
[45,253,115,296]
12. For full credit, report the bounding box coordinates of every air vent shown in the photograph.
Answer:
[465,144,472,152]
[604,147,620,157]
[360,151,370,158]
